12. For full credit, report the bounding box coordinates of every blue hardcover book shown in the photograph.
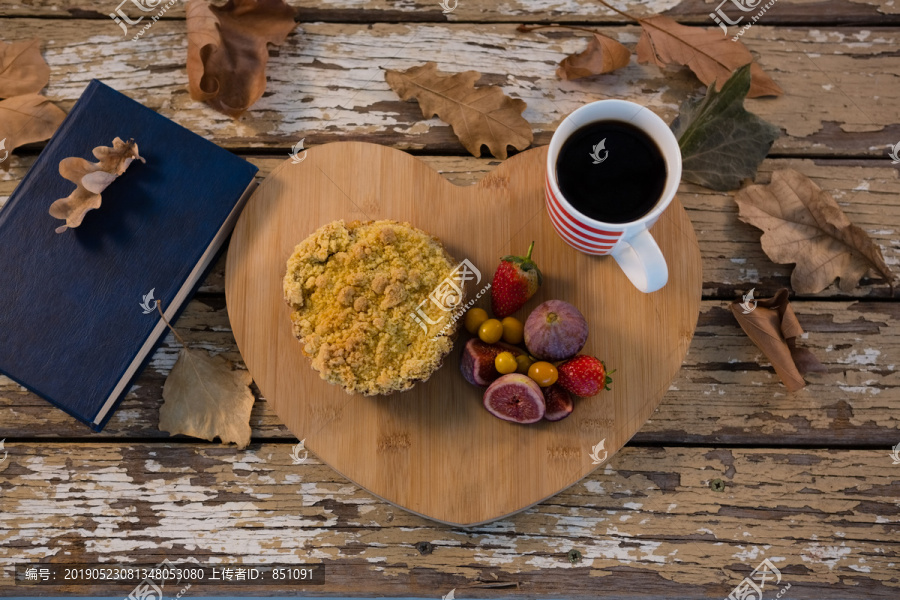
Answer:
[0,80,258,431]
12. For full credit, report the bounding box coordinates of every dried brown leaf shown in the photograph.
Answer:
[730,288,823,391]
[49,137,145,233]
[186,0,297,118]
[159,347,255,449]
[557,34,631,80]
[0,93,66,169]
[0,38,50,98]
[384,62,533,159]
[735,169,895,293]
[635,15,782,98]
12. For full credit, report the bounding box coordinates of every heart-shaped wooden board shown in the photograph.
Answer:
[225,142,701,526]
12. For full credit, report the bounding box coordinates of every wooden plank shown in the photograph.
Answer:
[2,0,898,24]
[1,21,898,157]
[5,157,896,299]
[1,298,896,444]
[0,444,897,598]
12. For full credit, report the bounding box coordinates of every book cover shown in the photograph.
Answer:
[0,80,258,431]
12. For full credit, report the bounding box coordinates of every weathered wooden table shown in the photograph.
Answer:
[1,0,898,597]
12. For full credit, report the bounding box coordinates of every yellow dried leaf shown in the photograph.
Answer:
[557,34,631,80]
[48,137,145,233]
[186,0,297,118]
[0,93,65,169]
[159,348,255,449]
[384,62,533,159]
[735,169,895,293]
[730,288,825,392]
[635,15,782,98]
[0,38,50,98]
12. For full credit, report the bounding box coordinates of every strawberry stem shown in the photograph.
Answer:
[525,241,535,261]
[602,362,616,391]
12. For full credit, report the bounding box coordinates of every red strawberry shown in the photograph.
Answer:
[557,355,613,397]
[490,241,543,318]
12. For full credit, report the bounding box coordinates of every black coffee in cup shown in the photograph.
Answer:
[555,120,667,224]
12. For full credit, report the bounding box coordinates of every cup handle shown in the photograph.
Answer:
[610,227,668,293]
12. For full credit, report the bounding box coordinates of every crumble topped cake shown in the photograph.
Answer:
[283,219,465,396]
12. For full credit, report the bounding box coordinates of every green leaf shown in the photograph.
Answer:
[670,64,780,191]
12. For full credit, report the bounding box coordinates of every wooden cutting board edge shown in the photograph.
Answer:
[225,141,703,526]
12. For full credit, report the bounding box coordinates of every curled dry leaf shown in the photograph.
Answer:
[557,34,631,80]
[186,0,297,118]
[635,15,782,98]
[0,38,50,97]
[0,93,66,169]
[735,169,895,293]
[49,137,145,233]
[0,39,65,169]
[671,64,779,191]
[159,347,256,449]
[730,288,825,392]
[384,62,533,159]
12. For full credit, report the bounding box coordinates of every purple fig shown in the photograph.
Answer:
[524,299,588,361]
[542,384,574,421]
[459,338,524,387]
[483,373,546,424]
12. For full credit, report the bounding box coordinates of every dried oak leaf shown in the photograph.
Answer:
[671,64,779,191]
[0,93,66,169]
[731,288,825,392]
[557,34,631,80]
[159,348,255,449]
[186,0,297,118]
[635,15,782,98]
[0,38,50,97]
[735,169,895,293]
[384,62,533,159]
[49,137,145,233]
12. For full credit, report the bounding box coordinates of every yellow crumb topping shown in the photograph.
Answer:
[283,220,464,396]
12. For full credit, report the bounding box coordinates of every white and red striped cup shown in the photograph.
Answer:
[545,100,682,293]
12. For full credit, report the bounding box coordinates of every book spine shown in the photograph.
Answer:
[0,80,100,231]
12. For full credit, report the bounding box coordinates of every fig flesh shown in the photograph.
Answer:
[483,373,546,424]
[542,384,574,421]
[460,338,524,387]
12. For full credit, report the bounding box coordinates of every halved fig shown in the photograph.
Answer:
[542,384,574,421]
[460,338,524,387]
[483,373,546,424]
